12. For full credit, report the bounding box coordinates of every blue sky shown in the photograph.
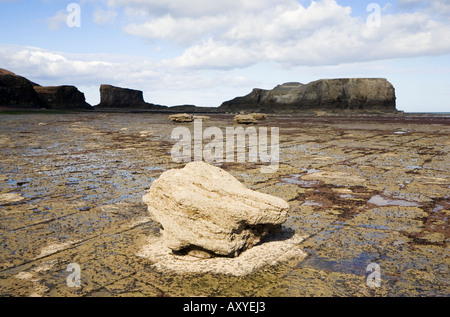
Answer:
[1,0,449,112]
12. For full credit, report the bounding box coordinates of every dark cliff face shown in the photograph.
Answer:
[0,69,40,108]
[96,84,167,110]
[219,78,397,113]
[34,86,93,110]
[0,68,93,110]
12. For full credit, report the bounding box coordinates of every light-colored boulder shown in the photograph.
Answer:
[249,113,267,120]
[142,161,290,257]
[314,111,327,117]
[169,113,194,123]
[234,114,257,125]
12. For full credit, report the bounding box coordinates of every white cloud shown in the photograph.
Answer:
[107,0,450,70]
[124,14,230,45]
[93,8,117,25]
[47,10,68,30]
[0,44,259,106]
[0,45,116,83]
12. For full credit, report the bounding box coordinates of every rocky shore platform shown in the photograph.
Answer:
[0,113,448,296]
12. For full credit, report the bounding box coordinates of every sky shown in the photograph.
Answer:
[0,0,449,112]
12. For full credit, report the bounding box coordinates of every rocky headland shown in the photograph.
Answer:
[0,68,93,110]
[1,68,399,114]
[219,78,397,114]
[34,86,93,110]
[0,68,41,109]
[95,84,167,110]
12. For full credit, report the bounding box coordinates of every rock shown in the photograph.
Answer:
[142,161,290,257]
[0,68,40,108]
[219,78,397,113]
[96,84,167,110]
[249,113,267,120]
[234,114,257,124]
[34,85,93,110]
[0,68,93,110]
[0,193,25,204]
[314,111,327,117]
[169,113,194,123]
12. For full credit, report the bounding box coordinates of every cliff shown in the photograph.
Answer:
[219,78,397,113]
[0,68,93,110]
[96,84,167,110]
[0,68,41,108]
[34,85,93,110]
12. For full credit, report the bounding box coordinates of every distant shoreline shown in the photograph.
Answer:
[1,108,450,121]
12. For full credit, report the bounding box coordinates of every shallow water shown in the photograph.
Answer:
[367,195,422,207]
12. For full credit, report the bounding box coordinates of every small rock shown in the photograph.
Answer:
[234,114,257,125]
[314,111,327,117]
[139,130,152,136]
[142,161,290,257]
[249,113,267,120]
[0,193,25,204]
[169,113,194,123]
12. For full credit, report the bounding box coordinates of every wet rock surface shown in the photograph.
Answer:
[0,113,448,297]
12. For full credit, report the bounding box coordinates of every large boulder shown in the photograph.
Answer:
[34,85,93,110]
[96,84,167,110]
[219,78,397,113]
[142,161,290,258]
[0,68,40,108]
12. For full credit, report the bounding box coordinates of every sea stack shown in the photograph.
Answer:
[96,84,167,110]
